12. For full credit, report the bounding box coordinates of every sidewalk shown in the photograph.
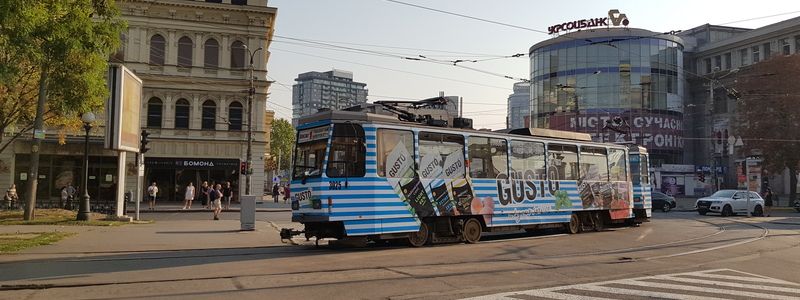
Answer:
[126,196,292,213]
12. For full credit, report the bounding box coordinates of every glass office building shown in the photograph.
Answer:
[530,28,685,164]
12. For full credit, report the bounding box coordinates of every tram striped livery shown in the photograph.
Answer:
[286,109,652,245]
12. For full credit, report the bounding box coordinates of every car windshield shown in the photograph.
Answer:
[710,190,737,198]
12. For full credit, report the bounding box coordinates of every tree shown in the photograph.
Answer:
[734,54,800,203]
[0,0,125,219]
[268,119,295,172]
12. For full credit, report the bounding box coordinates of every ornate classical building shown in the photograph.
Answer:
[119,0,277,201]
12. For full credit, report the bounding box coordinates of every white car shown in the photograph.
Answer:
[695,190,764,217]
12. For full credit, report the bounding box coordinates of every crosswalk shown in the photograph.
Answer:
[463,269,800,300]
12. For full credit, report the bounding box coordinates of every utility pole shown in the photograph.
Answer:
[245,46,263,196]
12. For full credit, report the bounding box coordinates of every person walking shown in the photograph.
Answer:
[199,181,209,209]
[222,181,233,210]
[60,186,69,209]
[272,183,280,203]
[763,188,774,217]
[211,183,223,220]
[147,181,159,210]
[6,184,18,209]
[183,182,196,210]
[283,184,290,204]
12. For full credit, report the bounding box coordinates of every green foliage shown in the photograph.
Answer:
[734,54,800,200]
[0,0,125,147]
[270,118,296,171]
[0,232,74,253]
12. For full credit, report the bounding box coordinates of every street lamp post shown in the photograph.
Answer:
[243,45,263,196]
[77,112,95,221]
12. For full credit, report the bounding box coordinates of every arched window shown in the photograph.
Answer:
[175,99,190,129]
[202,100,216,130]
[147,98,163,128]
[177,36,193,67]
[228,101,243,131]
[204,38,219,68]
[230,40,246,69]
[149,34,165,65]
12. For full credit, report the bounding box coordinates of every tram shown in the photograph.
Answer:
[281,99,651,246]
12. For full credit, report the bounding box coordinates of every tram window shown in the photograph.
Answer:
[640,154,650,184]
[608,148,628,181]
[293,126,329,179]
[468,137,507,179]
[419,132,465,179]
[326,124,366,178]
[377,129,414,177]
[509,140,546,180]
[547,144,579,180]
[579,147,608,181]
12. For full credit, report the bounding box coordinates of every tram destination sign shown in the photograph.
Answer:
[548,9,629,35]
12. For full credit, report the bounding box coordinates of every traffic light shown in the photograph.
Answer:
[140,130,150,154]
[699,173,705,183]
[240,162,248,175]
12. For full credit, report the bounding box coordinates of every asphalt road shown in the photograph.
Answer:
[1,211,799,300]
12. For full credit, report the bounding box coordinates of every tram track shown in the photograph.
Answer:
[0,216,776,293]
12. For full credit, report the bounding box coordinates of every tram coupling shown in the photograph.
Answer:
[279,228,304,242]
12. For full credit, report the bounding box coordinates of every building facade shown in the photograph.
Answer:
[121,0,277,202]
[0,0,278,206]
[292,69,368,125]
[679,17,800,195]
[507,82,531,129]
[529,28,686,165]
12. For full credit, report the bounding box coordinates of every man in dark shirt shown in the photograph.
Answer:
[222,181,234,210]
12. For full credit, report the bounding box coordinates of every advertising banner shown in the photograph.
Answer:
[547,110,683,152]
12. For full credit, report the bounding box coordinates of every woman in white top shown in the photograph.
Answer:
[183,182,196,210]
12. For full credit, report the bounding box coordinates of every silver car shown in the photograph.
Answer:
[695,190,765,217]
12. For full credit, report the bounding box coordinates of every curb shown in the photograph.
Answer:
[127,209,292,213]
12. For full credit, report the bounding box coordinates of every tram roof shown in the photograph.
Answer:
[298,109,633,149]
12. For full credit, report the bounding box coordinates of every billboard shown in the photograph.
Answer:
[105,64,143,152]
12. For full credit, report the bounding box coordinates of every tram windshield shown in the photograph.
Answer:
[293,126,329,179]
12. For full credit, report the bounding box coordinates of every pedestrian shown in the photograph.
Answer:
[763,188,773,217]
[272,183,280,203]
[283,184,290,204]
[222,181,233,210]
[5,184,18,209]
[183,182,195,210]
[200,181,209,209]
[147,181,158,210]
[60,186,69,209]
[211,183,223,220]
[65,183,76,209]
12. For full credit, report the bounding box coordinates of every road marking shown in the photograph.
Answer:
[461,269,800,300]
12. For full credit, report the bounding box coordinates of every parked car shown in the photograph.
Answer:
[651,192,676,212]
[695,190,764,217]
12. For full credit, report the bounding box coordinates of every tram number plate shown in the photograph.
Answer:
[329,181,343,190]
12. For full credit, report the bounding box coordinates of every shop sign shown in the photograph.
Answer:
[145,158,239,169]
[548,9,629,35]
[547,110,683,151]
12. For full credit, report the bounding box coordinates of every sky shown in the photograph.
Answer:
[265,0,800,129]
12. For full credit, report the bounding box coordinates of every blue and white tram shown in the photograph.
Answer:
[282,110,650,246]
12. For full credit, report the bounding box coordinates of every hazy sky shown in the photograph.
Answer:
[265,0,800,129]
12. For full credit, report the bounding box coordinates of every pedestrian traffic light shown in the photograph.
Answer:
[699,173,705,183]
[140,130,150,154]
[240,162,248,175]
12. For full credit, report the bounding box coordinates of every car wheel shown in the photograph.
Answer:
[721,205,733,217]
[662,202,672,212]
[753,205,763,217]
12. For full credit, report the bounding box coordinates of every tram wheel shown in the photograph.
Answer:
[592,212,605,232]
[462,218,482,244]
[408,221,430,247]
[567,213,582,234]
